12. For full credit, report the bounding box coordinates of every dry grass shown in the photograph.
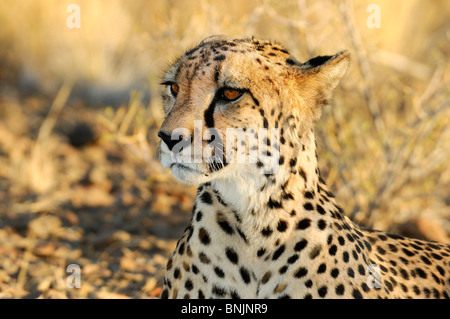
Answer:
[0,0,448,298]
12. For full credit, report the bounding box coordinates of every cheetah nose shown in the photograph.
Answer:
[158,130,191,152]
[158,130,179,151]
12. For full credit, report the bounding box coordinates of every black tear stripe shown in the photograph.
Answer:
[204,98,216,128]
[205,64,223,129]
[247,91,260,107]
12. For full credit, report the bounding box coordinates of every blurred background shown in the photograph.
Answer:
[0,0,448,298]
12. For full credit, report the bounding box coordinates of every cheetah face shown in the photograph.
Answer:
[158,36,349,185]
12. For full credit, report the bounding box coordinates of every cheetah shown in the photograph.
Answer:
[157,35,450,299]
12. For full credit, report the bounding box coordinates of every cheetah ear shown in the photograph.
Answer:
[300,50,350,91]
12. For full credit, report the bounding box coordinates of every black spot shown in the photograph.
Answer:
[420,255,431,265]
[318,286,328,298]
[192,265,199,274]
[287,254,299,264]
[214,69,220,82]
[331,268,339,278]
[272,245,286,261]
[198,228,211,245]
[214,267,225,278]
[261,271,272,284]
[161,289,169,299]
[436,265,445,276]
[230,290,241,299]
[212,285,226,297]
[298,168,307,182]
[347,268,355,278]
[304,191,314,199]
[423,288,431,298]
[309,245,322,259]
[277,220,288,232]
[297,218,311,230]
[385,280,393,292]
[317,263,326,274]
[432,288,440,299]
[178,242,185,255]
[358,264,365,276]
[317,219,327,230]
[268,197,283,209]
[431,253,443,260]
[335,284,345,296]
[402,248,415,257]
[329,245,337,256]
[316,204,326,215]
[352,288,363,299]
[236,227,248,243]
[289,158,297,167]
[185,279,193,291]
[257,248,266,257]
[195,211,203,222]
[261,226,273,237]
[294,239,308,252]
[399,268,409,280]
[226,247,239,264]
[415,267,427,279]
[279,265,288,274]
[343,251,350,263]
[377,246,386,255]
[200,192,213,204]
[218,220,234,235]
[303,203,314,211]
[294,267,308,278]
[199,252,210,264]
[214,54,226,61]
[240,267,251,284]
[338,236,345,246]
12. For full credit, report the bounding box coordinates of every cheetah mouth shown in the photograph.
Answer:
[171,163,196,172]
[170,163,207,175]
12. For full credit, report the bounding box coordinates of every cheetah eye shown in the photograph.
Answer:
[218,88,245,102]
[161,81,179,98]
[169,84,179,97]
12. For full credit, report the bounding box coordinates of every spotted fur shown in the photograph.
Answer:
[158,36,450,299]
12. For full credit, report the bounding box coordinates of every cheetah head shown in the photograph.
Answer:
[158,35,349,185]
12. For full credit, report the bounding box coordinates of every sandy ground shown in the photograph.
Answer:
[0,82,199,298]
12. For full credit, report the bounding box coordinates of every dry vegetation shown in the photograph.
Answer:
[0,0,448,298]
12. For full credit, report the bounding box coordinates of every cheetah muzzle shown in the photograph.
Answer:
[157,35,450,299]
